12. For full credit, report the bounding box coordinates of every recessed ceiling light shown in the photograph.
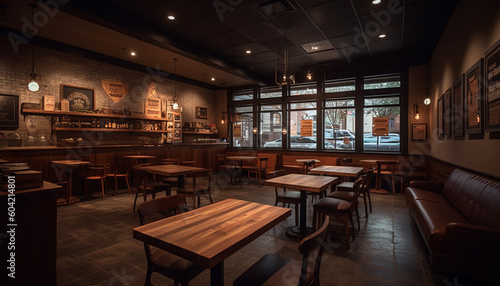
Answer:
[372,0,381,4]
[211,77,215,81]
[311,46,319,50]
[167,15,175,20]
[246,50,251,54]
[379,34,386,38]
[130,51,136,56]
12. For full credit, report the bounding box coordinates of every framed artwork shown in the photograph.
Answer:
[437,94,444,139]
[174,122,181,129]
[174,113,181,121]
[195,106,208,119]
[0,94,19,130]
[453,75,465,137]
[167,112,173,120]
[412,123,427,141]
[485,39,500,132]
[465,59,484,135]
[60,84,95,112]
[444,87,452,138]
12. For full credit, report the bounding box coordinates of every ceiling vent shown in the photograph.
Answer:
[259,0,296,18]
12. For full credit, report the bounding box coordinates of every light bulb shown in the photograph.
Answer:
[28,80,39,92]
[424,97,431,105]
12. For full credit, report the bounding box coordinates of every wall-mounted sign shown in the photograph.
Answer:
[144,97,161,118]
[43,95,55,111]
[372,117,389,136]
[233,124,242,137]
[300,119,313,137]
[101,79,129,103]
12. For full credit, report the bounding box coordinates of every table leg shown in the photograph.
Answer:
[178,175,185,189]
[286,190,312,239]
[210,261,224,286]
[66,167,80,204]
[370,163,389,194]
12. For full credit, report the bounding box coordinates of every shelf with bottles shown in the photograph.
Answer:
[52,116,168,132]
[21,108,172,122]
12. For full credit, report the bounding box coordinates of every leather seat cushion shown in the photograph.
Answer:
[314,197,351,211]
[411,200,469,254]
[328,191,354,202]
[277,190,301,200]
[406,187,449,206]
[233,254,313,286]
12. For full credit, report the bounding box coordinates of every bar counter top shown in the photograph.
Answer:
[0,143,229,151]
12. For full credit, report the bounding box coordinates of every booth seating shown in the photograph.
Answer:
[406,168,500,283]
[281,155,339,174]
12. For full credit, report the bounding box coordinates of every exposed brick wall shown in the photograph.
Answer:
[0,36,217,146]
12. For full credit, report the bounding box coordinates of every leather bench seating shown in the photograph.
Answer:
[406,168,500,283]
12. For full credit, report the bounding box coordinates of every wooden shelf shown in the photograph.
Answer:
[52,127,167,133]
[182,131,215,135]
[21,109,170,122]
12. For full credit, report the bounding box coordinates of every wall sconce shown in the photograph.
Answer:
[423,88,431,105]
[282,127,287,135]
[414,104,420,120]
[252,127,258,134]
[221,111,226,125]
[307,71,312,81]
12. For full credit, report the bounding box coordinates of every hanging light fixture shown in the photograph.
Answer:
[171,58,181,110]
[275,28,295,86]
[414,104,420,120]
[24,4,46,93]
[221,111,226,125]
[423,88,431,105]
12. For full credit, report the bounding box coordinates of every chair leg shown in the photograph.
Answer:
[362,193,369,218]
[145,266,153,286]
[355,203,360,230]
[101,179,105,199]
[345,215,351,248]
[114,176,118,194]
[133,191,140,212]
[367,191,372,212]
[294,203,299,226]
[84,179,88,200]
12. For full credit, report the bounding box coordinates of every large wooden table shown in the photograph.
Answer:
[133,199,290,286]
[265,174,338,238]
[137,164,208,188]
[309,165,364,178]
[51,160,90,203]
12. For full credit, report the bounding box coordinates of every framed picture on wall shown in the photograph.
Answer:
[465,59,484,135]
[485,39,500,132]
[453,74,465,138]
[0,94,19,130]
[195,106,208,119]
[60,84,95,112]
[444,87,452,138]
[437,94,444,139]
[412,123,427,141]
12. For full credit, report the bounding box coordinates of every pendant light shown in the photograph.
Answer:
[24,4,46,93]
[171,58,180,110]
[275,28,295,86]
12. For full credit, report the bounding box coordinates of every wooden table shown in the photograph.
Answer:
[265,174,338,238]
[309,165,363,178]
[137,164,207,188]
[51,160,90,203]
[360,159,399,193]
[133,199,290,286]
[225,156,257,184]
[123,155,156,164]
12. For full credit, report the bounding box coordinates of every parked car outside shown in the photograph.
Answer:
[325,129,356,150]
[263,136,336,149]
[363,133,400,151]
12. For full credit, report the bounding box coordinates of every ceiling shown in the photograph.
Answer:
[1,0,458,88]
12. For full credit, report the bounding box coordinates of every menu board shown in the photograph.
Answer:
[300,119,313,137]
[486,41,500,131]
[372,117,389,136]
[0,94,19,130]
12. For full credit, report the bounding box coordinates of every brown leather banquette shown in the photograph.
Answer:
[406,168,500,283]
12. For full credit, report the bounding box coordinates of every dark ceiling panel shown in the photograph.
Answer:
[358,12,403,29]
[305,0,356,26]
[370,39,402,55]
[174,16,233,42]
[221,3,269,29]
[288,55,317,67]
[142,0,211,30]
[236,52,278,66]
[287,29,326,46]
[198,31,253,52]
[239,22,277,41]
[268,11,316,34]
[295,0,340,10]
[320,19,359,39]
[309,49,343,62]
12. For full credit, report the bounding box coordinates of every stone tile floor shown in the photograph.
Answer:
[57,177,462,286]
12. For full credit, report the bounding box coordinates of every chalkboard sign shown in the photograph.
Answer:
[0,94,19,130]
[60,84,95,112]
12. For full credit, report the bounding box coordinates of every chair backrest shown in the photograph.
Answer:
[192,169,212,192]
[133,163,155,188]
[298,216,330,286]
[362,167,376,192]
[342,158,353,166]
[304,160,316,174]
[86,164,108,178]
[348,176,365,208]
[160,158,178,165]
[258,157,268,170]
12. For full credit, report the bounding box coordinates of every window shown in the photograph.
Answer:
[260,87,282,99]
[289,101,317,149]
[363,74,401,90]
[290,83,317,96]
[324,78,356,93]
[363,95,401,152]
[232,89,254,101]
[232,106,253,147]
[324,98,355,150]
[260,104,282,148]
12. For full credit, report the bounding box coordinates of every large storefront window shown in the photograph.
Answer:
[232,106,253,148]
[289,101,317,149]
[259,104,282,148]
[363,96,401,152]
[324,99,355,150]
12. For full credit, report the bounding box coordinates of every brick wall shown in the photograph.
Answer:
[0,36,217,146]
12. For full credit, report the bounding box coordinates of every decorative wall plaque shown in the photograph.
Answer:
[101,79,129,103]
[144,97,161,118]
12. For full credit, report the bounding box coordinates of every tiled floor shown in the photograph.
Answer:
[57,176,451,286]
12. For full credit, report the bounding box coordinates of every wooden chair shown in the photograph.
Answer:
[270,170,300,226]
[304,160,323,203]
[176,169,213,209]
[160,158,179,165]
[233,216,330,286]
[313,177,364,248]
[215,153,228,184]
[84,163,109,199]
[137,195,204,286]
[379,161,398,194]
[107,166,131,194]
[247,157,268,187]
[334,167,375,217]
[54,181,69,205]
[159,158,181,189]
[133,164,171,212]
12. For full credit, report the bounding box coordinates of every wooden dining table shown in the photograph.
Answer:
[137,164,207,188]
[309,165,364,178]
[133,198,290,286]
[360,159,400,193]
[51,160,91,203]
[265,174,338,238]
